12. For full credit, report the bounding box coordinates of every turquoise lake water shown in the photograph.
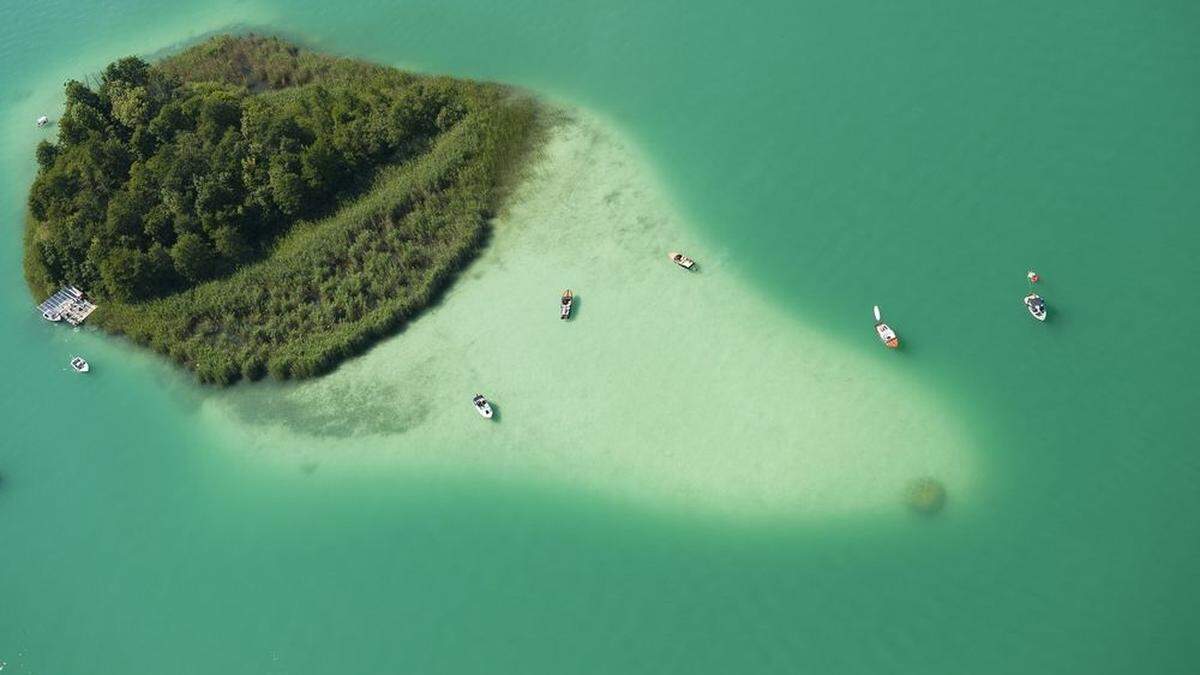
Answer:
[3,1,1200,673]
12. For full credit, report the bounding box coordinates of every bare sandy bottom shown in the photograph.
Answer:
[200,110,981,519]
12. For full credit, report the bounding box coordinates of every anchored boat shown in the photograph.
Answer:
[36,115,48,128]
[668,251,696,270]
[1023,293,1047,321]
[560,290,573,320]
[873,305,899,349]
[70,356,89,373]
[472,394,493,419]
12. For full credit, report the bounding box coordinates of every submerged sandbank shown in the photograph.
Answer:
[199,109,981,519]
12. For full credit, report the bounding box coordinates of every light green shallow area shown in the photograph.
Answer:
[205,111,979,518]
[2,1,1199,674]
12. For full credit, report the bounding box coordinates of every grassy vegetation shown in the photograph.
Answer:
[26,35,539,384]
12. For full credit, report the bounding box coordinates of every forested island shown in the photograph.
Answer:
[26,35,538,383]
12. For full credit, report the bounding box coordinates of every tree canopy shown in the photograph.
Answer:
[29,37,474,302]
[26,35,538,384]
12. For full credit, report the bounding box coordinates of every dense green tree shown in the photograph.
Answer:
[211,226,251,262]
[102,56,151,89]
[148,100,191,143]
[64,79,101,109]
[99,246,145,301]
[171,232,216,282]
[301,137,346,194]
[268,156,306,216]
[105,187,148,240]
[57,102,109,145]
[117,86,152,127]
[35,141,58,169]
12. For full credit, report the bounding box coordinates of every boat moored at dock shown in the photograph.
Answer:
[37,287,97,326]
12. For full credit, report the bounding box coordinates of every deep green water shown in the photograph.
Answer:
[3,1,1200,673]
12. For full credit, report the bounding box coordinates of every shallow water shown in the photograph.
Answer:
[206,113,979,519]
[2,1,1199,673]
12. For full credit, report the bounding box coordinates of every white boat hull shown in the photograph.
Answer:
[1023,295,1047,321]
[668,252,695,269]
[875,322,899,349]
[473,395,493,418]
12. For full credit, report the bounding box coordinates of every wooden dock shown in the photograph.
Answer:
[37,286,97,326]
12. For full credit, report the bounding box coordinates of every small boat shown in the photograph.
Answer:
[560,290,573,320]
[36,115,48,128]
[472,394,493,419]
[873,305,899,349]
[1023,293,1047,321]
[70,356,89,373]
[42,310,61,322]
[668,251,696,270]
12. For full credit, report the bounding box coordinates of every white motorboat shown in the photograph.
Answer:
[42,310,61,322]
[560,289,573,320]
[472,394,493,419]
[70,356,89,373]
[1023,293,1047,321]
[36,115,48,128]
[668,251,695,270]
[873,305,899,349]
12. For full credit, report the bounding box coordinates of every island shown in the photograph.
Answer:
[25,35,538,384]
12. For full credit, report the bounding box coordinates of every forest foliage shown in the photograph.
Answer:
[26,35,538,383]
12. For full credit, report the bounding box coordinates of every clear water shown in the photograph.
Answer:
[2,1,1199,673]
